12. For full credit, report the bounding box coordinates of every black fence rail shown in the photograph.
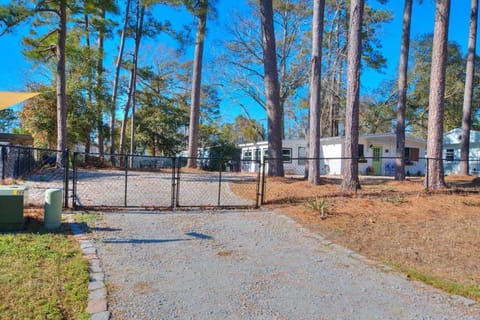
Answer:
[72,153,261,210]
[0,145,69,207]
[3,147,478,210]
[259,156,480,177]
[259,156,480,205]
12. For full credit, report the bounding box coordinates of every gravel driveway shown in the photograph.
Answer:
[91,210,480,320]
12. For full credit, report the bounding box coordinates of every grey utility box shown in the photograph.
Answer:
[0,185,27,231]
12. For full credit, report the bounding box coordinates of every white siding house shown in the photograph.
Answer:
[443,128,480,175]
[239,133,427,176]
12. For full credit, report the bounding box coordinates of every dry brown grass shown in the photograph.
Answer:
[239,175,480,300]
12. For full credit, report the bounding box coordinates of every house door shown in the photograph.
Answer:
[372,146,382,175]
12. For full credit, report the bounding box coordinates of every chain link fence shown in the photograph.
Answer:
[0,145,69,207]
[2,147,478,210]
[260,156,480,205]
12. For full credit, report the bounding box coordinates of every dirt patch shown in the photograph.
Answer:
[247,175,480,299]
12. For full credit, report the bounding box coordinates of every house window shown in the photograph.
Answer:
[261,148,292,162]
[446,149,454,161]
[298,146,306,165]
[243,150,252,161]
[358,144,366,162]
[263,148,269,160]
[358,144,365,158]
[254,148,261,161]
[283,148,292,163]
[405,147,419,162]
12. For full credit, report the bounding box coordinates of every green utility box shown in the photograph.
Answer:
[0,186,26,231]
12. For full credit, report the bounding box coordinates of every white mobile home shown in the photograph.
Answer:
[443,128,480,175]
[239,133,426,176]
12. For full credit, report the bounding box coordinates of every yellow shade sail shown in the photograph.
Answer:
[0,91,40,111]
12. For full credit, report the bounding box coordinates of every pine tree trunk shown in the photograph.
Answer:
[308,0,325,185]
[119,69,135,157]
[109,0,131,164]
[460,0,478,175]
[341,0,364,192]
[129,3,145,164]
[395,0,413,181]
[187,1,208,168]
[260,0,284,177]
[95,8,106,156]
[84,13,94,154]
[56,0,67,166]
[426,0,450,189]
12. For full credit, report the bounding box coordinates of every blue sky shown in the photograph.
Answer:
[0,0,478,125]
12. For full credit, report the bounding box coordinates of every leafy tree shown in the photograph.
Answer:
[19,84,56,148]
[204,141,241,171]
[0,109,16,132]
[0,1,117,165]
[220,115,265,144]
[134,97,188,156]
[408,35,480,138]
[359,84,396,134]
[70,0,117,154]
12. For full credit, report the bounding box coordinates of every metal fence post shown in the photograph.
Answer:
[124,154,128,207]
[72,152,77,210]
[1,146,5,180]
[218,159,223,206]
[15,149,20,179]
[171,156,176,209]
[255,159,261,208]
[425,157,429,191]
[63,149,69,208]
[176,157,182,208]
[260,159,266,205]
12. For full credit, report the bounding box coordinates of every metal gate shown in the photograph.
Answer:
[72,153,261,210]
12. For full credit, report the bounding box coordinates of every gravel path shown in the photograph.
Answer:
[92,210,480,320]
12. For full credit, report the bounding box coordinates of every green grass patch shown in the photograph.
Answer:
[73,211,99,226]
[391,264,480,302]
[0,217,89,319]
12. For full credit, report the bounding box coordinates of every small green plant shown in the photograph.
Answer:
[306,197,329,219]
[382,194,406,206]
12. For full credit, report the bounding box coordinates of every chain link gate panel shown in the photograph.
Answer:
[175,158,261,208]
[72,153,175,209]
[72,154,261,210]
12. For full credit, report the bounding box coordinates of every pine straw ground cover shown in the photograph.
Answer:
[0,208,89,320]
[232,175,480,301]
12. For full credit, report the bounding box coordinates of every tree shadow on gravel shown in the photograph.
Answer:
[102,231,214,244]
[102,238,191,244]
